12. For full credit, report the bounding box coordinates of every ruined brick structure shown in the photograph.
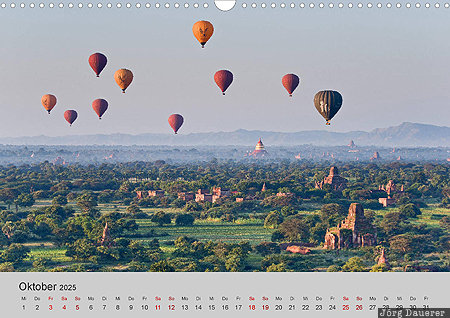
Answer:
[371,151,381,160]
[178,192,195,201]
[195,189,213,203]
[137,190,164,199]
[148,190,165,197]
[195,187,231,203]
[100,222,112,247]
[376,180,404,207]
[315,166,348,191]
[324,203,376,249]
[377,248,390,268]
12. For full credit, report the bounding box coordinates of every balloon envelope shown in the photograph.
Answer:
[92,99,108,119]
[192,20,214,48]
[88,53,107,77]
[114,69,133,93]
[168,114,184,134]
[214,70,233,95]
[41,94,57,114]
[313,90,343,125]
[282,74,300,97]
[64,110,78,126]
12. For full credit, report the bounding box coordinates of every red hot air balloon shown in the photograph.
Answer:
[92,99,108,119]
[168,114,184,134]
[282,74,300,97]
[64,110,78,126]
[89,53,107,77]
[214,70,233,95]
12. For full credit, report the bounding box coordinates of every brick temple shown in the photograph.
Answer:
[315,166,348,191]
[324,203,377,250]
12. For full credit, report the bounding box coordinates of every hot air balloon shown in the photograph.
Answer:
[214,70,233,95]
[41,94,57,114]
[64,110,78,126]
[193,20,214,48]
[313,90,343,125]
[114,69,133,93]
[168,114,184,134]
[282,74,300,97]
[88,53,107,77]
[92,99,108,119]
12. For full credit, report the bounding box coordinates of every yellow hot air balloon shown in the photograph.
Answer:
[114,69,134,93]
[193,20,214,48]
[41,94,57,114]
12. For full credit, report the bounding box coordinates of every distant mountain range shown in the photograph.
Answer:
[0,122,448,147]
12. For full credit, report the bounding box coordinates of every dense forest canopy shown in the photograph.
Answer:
[0,160,448,272]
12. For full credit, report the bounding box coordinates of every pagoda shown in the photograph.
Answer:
[248,138,268,157]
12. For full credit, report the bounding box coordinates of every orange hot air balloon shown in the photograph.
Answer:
[41,94,57,114]
[193,20,214,48]
[114,69,133,93]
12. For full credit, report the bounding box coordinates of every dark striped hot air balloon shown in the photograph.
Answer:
[313,90,343,125]
[88,53,107,77]
[282,74,300,97]
[64,110,78,126]
[168,114,184,134]
[41,94,57,114]
[92,99,108,119]
[214,70,233,95]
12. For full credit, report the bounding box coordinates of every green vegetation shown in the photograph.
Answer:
[0,161,448,272]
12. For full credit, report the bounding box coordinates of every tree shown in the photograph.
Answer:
[15,193,35,210]
[175,214,195,226]
[2,221,15,239]
[264,211,283,229]
[52,195,68,206]
[0,262,15,272]
[370,263,389,272]
[327,265,342,272]
[126,204,142,215]
[65,239,97,261]
[184,201,202,212]
[266,263,287,272]
[225,254,244,272]
[271,231,285,242]
[342,257,365,272]
[151,211,172,226]
[254,242,281,256]
[320,203,347,227]
[389,234,433,256]
[149,260,175,272]
[278,217,309,242]
[439,216,450,231]
[0,244,30,264]
[76,193,99,217]
[0,188,19,209]
[379,212,407,237]
[399,204,422,218]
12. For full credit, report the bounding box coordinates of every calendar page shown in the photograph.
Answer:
[0,1,449,317]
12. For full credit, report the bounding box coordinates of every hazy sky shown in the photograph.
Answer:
[0,3,449,137]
